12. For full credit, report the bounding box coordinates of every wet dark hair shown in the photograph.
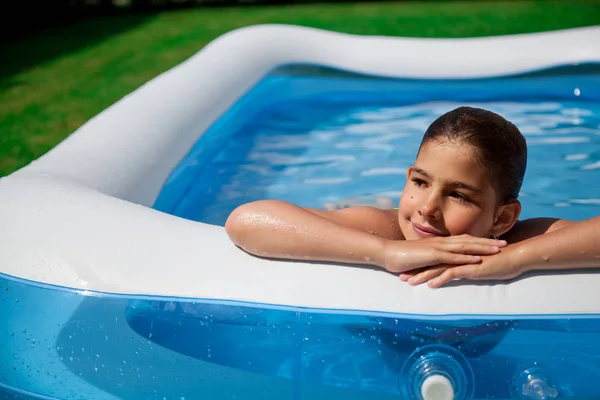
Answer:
[418,106,527,203]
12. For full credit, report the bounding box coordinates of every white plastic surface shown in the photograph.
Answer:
[1,25,600,316]
[421,375,455,400]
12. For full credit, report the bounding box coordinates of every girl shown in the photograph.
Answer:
[225,106,600,288]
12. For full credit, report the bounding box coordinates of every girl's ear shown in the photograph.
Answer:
[492,200,521,237]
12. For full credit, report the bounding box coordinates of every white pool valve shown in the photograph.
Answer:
[400,345,474,400]
[421,374,455,400]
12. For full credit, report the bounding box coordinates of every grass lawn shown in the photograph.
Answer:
[1,0,599,177]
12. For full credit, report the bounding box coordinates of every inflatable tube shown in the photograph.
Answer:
[1,25,600,399]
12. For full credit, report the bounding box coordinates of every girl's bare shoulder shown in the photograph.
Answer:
[306,206,403,240]
[503,217,576,244]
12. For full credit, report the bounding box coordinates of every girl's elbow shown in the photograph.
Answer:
[225,200,286,242]
[225,201,266,240]
[225,206,247,241]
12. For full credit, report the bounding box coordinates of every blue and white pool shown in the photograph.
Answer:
[1,25,600,399]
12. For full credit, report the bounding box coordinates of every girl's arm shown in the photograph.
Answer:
[225,200,399,267]
[511,215,600,272]
[225,200,506,273]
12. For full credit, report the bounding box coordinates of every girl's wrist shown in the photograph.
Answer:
[367,236,390,269]
[509,242,539,275]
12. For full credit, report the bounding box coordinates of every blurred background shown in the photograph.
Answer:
[1,0,599,178]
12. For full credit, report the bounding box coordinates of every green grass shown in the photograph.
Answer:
[1,0,599,177]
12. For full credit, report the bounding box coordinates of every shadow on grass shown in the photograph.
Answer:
[0,11,158,88]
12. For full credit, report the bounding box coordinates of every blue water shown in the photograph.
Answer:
[2,65,600,400]
[154,65,600,226]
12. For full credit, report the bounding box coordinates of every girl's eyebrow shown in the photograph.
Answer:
[411,167,431,179]
[452,181,482,194]
[411,167,482,193]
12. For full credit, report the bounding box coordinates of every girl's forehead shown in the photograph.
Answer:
[417,140,480,163]
[414,141,492,183]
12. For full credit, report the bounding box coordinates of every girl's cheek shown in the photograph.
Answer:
[450,210,487,235]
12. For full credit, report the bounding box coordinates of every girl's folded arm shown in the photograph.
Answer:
[511,216,600,273]
[224,200,399,267]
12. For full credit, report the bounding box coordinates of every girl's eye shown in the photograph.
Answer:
[450,192,470,203]
[411,178,427,188]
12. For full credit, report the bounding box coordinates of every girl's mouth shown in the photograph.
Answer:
[412,223,446,238]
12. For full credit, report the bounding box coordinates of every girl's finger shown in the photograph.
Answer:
[399,268,424,281]
[447,236,507,247]
[440,242,503,255]
[428,265,479,288]
[399,273,412,281]
[441,253,482,265]
[407,266,448,286]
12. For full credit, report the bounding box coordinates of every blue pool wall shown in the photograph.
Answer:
[2,273,600,399]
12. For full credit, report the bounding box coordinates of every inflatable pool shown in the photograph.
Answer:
[1,24,600,399]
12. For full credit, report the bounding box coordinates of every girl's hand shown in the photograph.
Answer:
[382,234,507,274]
[399,245,523,288]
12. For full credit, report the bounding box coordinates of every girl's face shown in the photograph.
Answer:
[398,139,501,240]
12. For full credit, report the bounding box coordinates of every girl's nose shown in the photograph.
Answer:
[418,194,442,220]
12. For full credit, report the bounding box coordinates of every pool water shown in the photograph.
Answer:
[154,65,600,227]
